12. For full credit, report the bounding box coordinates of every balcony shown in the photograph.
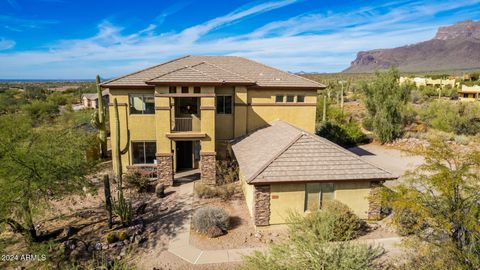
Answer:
[171,97,201,132]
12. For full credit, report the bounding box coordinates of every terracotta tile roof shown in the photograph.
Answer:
[232,121,397,184]
[81,89,109,100]
[101,55,324,88]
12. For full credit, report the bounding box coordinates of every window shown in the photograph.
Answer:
[275,95,284,103]
[216,96,233,114]
[132,141,156,164]
[169,86,176,93]
[286,95,295,103]
[297,95,305,102]
[305,183,335,211]
[194,86,201,93]
[181,86,189,93]
[178,97,198,115]
[129,94,155,114]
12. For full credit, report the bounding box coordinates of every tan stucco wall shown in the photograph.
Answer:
[241,174,255,218]
[109,86,319,173]
[269,183,305,225]
[246,89,317,133]
[335,181,371,219]
[267,181,372,225]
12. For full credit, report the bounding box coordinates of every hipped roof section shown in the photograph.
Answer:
[232,121,397,184]
[100,55,325,89]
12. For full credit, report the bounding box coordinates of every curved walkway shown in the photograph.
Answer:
[167,170,263,265]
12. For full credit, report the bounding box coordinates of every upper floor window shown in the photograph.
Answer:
[216,96,232,114]
[181,86,189,93]
[169,86,176,93]
[275,95,284,103]
[286,95,295,103]
[129,94,155,114]
[132,141,156,164]
[194,86,201,93]
[304,183,334,211]
[297,95,305,102]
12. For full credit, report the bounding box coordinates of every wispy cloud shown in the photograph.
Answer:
[0,0,479,78]
[0,15,59,32]
[0,38,15,50]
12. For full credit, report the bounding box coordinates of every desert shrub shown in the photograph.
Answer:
[195,182,238,201]
[242,200,383,270]
[124,169,151,192]
[192,205,229,238]
[216,157,239,185]
[317,121,368,148]
[289,200,365,241]
[420,100,480,135]
[21,100,59,125]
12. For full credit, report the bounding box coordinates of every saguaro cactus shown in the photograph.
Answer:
[93,75,107,158]
[322,94,327,122]
[103,175,113,229]
[112,98,133,226]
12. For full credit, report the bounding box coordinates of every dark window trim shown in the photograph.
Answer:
[129,94,155,115]
[216,95,233,115]
[131,141,157,164]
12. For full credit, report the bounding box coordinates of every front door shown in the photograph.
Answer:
[176,141,193,171]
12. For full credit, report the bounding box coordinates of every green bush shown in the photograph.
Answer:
[192,205,229,238]
[242,200,382,270]
[420,100,480,135]
[289,200,365,241]
[124,168,151,192]
[317,121,368,148]
[21,100,59,124]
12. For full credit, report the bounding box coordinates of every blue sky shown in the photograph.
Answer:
[0,0,479,79]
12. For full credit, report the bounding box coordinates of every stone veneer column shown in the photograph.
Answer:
[254,185,270,226]
[368,181,383,220]
[156,153,174,187]
[200,152,216,185]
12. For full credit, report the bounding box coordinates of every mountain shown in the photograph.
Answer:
[344,20,480,73]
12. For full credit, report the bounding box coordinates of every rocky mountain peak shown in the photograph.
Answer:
[434,20,480,40]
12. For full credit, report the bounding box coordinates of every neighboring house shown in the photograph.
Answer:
[458,85,480,101]
[232,121,396,226]
[100,55,396,226]
[400,76,457,88]
[82,89,109,108]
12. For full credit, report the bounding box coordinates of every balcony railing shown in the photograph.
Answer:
[173,117,193,132]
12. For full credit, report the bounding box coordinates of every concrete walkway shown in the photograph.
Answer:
[167,170,402,265]
[167,171,263,265]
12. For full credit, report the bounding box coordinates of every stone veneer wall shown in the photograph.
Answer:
[200,152,216,185]
[254,185,270,226]
[156,153,174,186]
[368,181,383,220]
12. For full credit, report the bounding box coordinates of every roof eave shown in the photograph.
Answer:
[248,176,398,185]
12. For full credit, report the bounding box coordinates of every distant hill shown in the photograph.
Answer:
[344,20,480,73]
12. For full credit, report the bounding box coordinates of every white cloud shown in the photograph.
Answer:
[0,38,15,51]
[0,0,479,78]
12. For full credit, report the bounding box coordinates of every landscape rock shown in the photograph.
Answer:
[206,226,224,238]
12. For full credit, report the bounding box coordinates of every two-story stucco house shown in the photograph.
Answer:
[101,55,396,227]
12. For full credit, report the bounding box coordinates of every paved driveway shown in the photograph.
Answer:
[349,143,425,187]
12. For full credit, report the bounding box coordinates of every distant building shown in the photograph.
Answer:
[81,89,109,108]
[458,85,480,101]
[400,76,458,88]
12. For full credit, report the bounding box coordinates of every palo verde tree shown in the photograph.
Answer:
[384,135,480,269]
[361,68,411,143]
[0,114,95,242]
